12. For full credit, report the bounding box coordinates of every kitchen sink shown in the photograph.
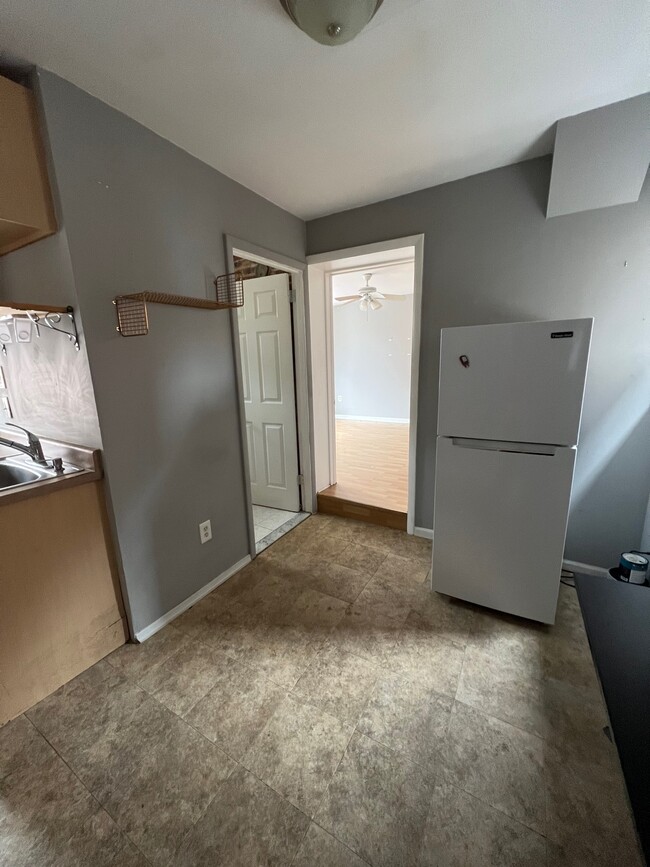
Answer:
[0,456,81,491]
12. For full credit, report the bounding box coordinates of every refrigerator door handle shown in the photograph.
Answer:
[450,437,559,457]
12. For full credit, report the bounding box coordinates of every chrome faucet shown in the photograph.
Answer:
[0,423,47,465]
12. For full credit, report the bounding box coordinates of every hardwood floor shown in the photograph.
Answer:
[319,419,409,515]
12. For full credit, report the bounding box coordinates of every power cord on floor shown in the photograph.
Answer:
[560,569,576,588]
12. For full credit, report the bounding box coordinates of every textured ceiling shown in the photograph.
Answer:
[0,0,647,218]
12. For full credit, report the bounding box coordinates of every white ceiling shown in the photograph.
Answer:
[322,246,415,272]
[332,259,415,298]
[0,0,647,219]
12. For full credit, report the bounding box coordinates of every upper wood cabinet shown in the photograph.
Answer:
[0,74,57,256]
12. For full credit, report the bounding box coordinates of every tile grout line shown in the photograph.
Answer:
[352,719,551,847]
[305,819,374,866]
[306,717,361,839]
[21,714,156,867]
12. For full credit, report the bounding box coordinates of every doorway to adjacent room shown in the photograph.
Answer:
[227,240,313,554]
[307,236,423,532]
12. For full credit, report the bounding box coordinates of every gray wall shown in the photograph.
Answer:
[2,70,305,636]
[333,297,413,420]
[307,158,650,567]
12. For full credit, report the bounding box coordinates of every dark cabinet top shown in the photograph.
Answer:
[575,575,650,865]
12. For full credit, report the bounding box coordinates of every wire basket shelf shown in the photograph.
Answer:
[114,274,244,338]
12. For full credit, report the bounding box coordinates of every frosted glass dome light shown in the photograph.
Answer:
[280,0,384,46]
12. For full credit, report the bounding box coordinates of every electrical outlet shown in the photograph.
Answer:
[199,519,212,544]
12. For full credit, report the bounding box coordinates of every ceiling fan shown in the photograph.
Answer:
[334,273,406,312]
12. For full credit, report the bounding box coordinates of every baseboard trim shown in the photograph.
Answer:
[562,559,610,578]
[335,414,409,424]
[413,526,433,540]
[134,555,252,643]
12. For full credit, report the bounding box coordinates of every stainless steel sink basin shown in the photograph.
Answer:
[0,463,45,488]
[0,456,81,491]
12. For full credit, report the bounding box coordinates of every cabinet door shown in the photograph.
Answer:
[431,437,576,623]
[0,75,56,255]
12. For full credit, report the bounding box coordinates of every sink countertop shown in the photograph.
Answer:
[0,433,103,505]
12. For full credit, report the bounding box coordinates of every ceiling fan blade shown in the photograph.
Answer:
[370,291,386,300]
[381,294,408,301]
[335,294,361,302]
[334,298,358,306]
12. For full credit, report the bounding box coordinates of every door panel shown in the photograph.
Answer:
[254,289,278,318]
[239,273,300,511]
[431,436,576,623]
[263,423,286,488]
[437,318,592,445]
[257,331,282,403]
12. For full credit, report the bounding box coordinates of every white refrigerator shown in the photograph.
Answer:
[431,318,593,624]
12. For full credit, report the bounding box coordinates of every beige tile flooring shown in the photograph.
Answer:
[1,515,641,866]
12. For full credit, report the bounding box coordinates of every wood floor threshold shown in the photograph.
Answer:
[317,492,407,531]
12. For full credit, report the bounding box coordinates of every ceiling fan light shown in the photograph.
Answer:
[360,296,369,311]
[369,298,382,310]
[280,0,383,46]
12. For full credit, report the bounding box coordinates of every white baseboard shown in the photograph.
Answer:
[134,555,252,643]
[562,559,610,578]
[413,526,433,540]
[403,545,605,577]
[335,414,409,424]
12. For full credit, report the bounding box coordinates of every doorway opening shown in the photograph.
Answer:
[227,239,313,555]
[307,236,423,532]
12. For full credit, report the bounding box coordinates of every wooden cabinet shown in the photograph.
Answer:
[0,74,57,256]
[0,480,128,724]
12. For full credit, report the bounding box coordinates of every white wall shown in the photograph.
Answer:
[307,265,332,491]
[333,294,414,421]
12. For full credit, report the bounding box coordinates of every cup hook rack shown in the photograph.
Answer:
[0,303,80,355]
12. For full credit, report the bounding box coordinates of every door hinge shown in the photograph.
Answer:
[297,474,304,485]
[288,288,296,303]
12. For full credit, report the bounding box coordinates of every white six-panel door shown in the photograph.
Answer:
[238,273,300,511]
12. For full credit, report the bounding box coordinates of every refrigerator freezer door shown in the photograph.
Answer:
[437,318,593,445]
[431,436,576,623]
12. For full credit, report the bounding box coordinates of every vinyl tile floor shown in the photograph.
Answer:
[1,515,641,866]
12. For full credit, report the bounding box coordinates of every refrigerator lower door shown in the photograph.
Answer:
[431,437,576,624]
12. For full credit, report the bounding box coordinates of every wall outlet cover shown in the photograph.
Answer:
[199,519,212,544]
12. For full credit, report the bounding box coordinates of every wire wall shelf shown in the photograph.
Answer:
[114,274,244,338]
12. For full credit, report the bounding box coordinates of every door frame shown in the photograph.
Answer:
[225,235,314,559]
[307,234,424,535]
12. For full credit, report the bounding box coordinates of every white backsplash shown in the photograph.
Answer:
[0,325,100,447]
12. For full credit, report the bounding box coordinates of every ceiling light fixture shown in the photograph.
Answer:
[280,0,383,46]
